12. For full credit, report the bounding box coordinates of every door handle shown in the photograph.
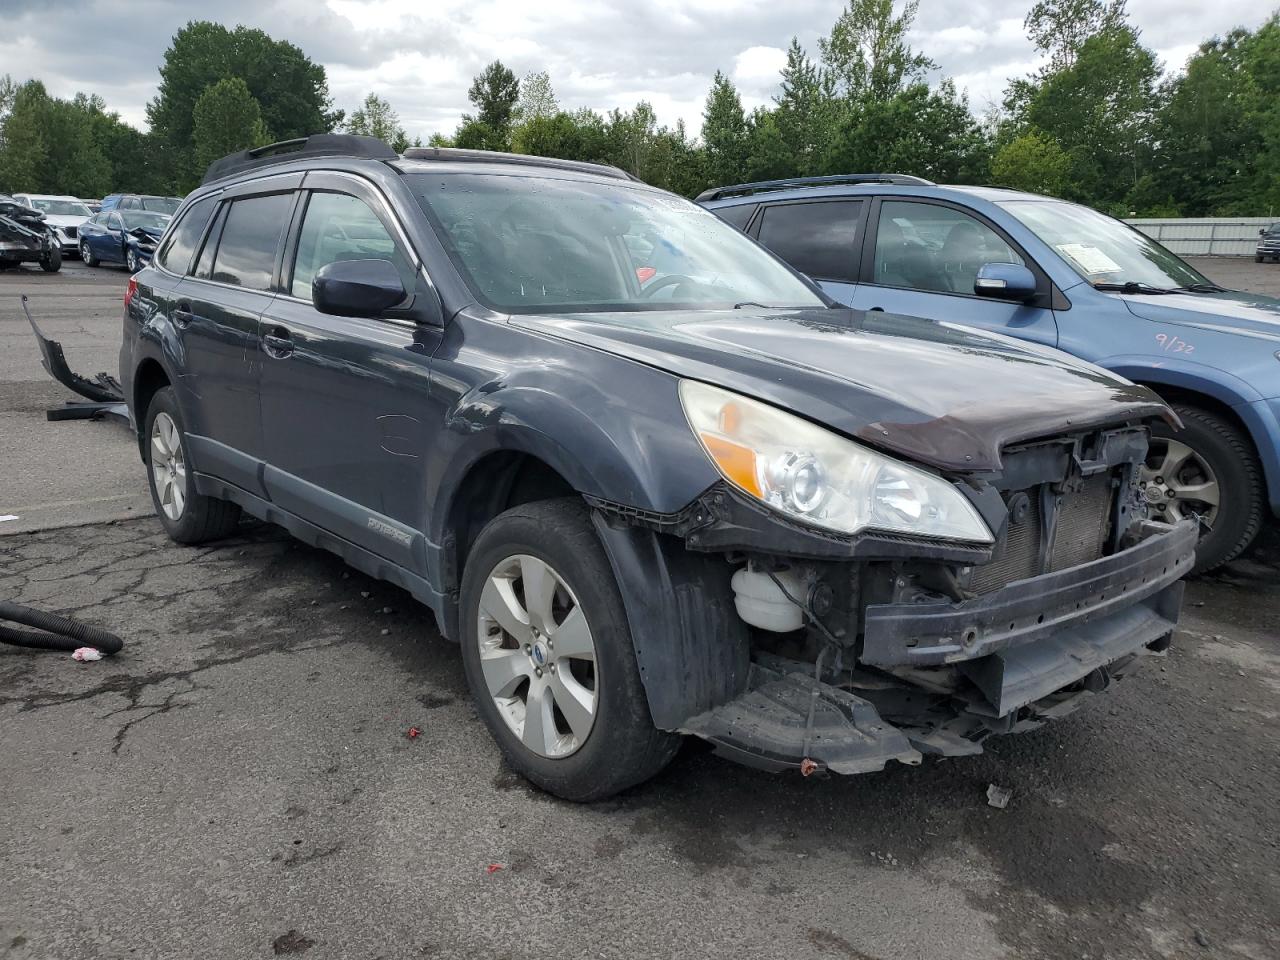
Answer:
[263,327,294,359]
[173,302,194,327]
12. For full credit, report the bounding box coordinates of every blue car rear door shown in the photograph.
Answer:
[748,197,867,304]
[841,198,1060,348]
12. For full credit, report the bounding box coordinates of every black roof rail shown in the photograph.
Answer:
[695,173,934,202]
[400,146,637,182]
[201,134,399,185]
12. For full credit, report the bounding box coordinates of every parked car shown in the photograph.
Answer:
[0,194,62,272]
[100,194,182,215]
[79,209,171,272]
[121,136,1194,800]
[83,199,103,214]
[1256,223,1280,262]
[701,175,1280,571]
[12,193,91,257]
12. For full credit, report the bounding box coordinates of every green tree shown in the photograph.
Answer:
[990,131,1071,195]
[453,118,505,151]
[191,77,270,178]
[0,80,49,193]
[768,38,837,176]
[0,80,111,195]
[147,21,341,191]
[701,71,749,187]
[466,60,520,144]
[819,0,934,103]
[1025,0,1128,70]
[516,71,558,122]
[346,93,410,152]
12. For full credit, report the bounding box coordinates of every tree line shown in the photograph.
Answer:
[1,1,1278,217]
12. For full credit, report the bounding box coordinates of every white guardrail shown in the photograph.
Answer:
[1124,217,1277,257]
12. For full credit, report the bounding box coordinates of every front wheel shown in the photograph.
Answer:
[125,246,140,273]
[39,245,61,273]
[459,499,680,801]
[1144,405,1265,572]
[81,241,99,267]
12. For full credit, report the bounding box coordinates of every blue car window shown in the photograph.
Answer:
[874,201,1022,295]
[757,201,862,283]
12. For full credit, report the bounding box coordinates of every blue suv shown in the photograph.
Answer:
[701,175,1280,571]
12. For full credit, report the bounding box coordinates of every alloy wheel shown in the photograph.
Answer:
[150,411,187,521]
[476,554,598,758]
[1140,438,1219,527]
[126,249,138,272]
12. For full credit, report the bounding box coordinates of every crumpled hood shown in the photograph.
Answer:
[1120,289,1280,341]
[515,307,1171,473]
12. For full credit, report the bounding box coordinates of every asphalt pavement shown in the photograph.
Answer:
[1,258,1277,960]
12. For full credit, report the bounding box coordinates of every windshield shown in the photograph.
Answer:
[408,172,824,313]
[119,211,171,231]
[142,197,181,214]
[1000,199,1210,289]
[26,198,91,217]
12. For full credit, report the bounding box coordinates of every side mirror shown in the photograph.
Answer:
[974,262,1037,302]
[313,259,406,318]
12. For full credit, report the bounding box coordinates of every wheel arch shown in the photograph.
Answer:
[131,357,172,459]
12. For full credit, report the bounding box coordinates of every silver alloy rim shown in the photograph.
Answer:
[127,250,137,272]
[1140,438,1220,527]
[476,554,598,758]
[150,411,187,521]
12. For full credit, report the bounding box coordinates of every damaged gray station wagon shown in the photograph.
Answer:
[120,135,1196,800]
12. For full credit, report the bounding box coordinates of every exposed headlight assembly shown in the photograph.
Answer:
[679,380,993,544]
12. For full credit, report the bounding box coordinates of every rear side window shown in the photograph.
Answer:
[156,196,216,275]
[712,203,756,231]
[209,193,293,291]
[757,200,863,282]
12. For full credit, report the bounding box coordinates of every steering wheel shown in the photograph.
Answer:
[640,274,697,298]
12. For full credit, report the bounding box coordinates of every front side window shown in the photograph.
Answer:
[1001,199,1209,289]
[156,195,216,275]
[757,200,863,283]
[209,193,293,291]
[874,201,1023,295]
[409,173,823,313]
[290,192,408,301]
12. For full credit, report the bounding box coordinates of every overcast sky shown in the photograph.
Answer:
[0,0,1272,140]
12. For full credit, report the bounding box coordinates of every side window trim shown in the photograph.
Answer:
[860,197,1050,302]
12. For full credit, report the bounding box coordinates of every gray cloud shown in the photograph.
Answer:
[0,0,1271,140]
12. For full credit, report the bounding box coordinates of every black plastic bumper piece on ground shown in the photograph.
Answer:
[22,295,129,420]
[679,663,922,775]
[861,518,1197,668]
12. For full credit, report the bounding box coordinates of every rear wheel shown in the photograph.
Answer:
[459,499,680,801]
[1143,404,1264,572]
[144,387,242,544]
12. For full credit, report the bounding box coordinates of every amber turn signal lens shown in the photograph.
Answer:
[699,432,762,497]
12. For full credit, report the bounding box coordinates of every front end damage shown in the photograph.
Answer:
[592,422,1195,776]
[0,197,60,269]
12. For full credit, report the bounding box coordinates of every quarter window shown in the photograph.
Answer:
[873,201,1023,295]
[289,192,408,301]
[712,203,757,231]
[757,201,863,282]
[156,195,216,275]
[209,193,293,291]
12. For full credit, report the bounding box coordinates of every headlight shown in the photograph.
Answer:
[679,380,993,543]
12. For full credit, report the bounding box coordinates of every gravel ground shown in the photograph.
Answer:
[1,257,1277,960]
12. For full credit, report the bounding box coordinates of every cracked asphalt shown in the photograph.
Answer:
[2,260,1279,960]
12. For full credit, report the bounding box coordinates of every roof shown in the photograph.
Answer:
[702,180,1052,207]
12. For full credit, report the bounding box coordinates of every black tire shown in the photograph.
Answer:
[39,245,61,273]
[459,498,680,801]
[1148,404,1265,572]
[143,386,242,544]
[1255,255,1264,263]
[81,241,98,267]
[125,246,140,273]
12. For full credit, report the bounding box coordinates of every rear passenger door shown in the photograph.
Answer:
[844,199,1059,347]
[257,174,440,569]
[752,199,865,302]
[170,179,299,495]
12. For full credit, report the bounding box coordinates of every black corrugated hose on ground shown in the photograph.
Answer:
[0,601,123,654]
